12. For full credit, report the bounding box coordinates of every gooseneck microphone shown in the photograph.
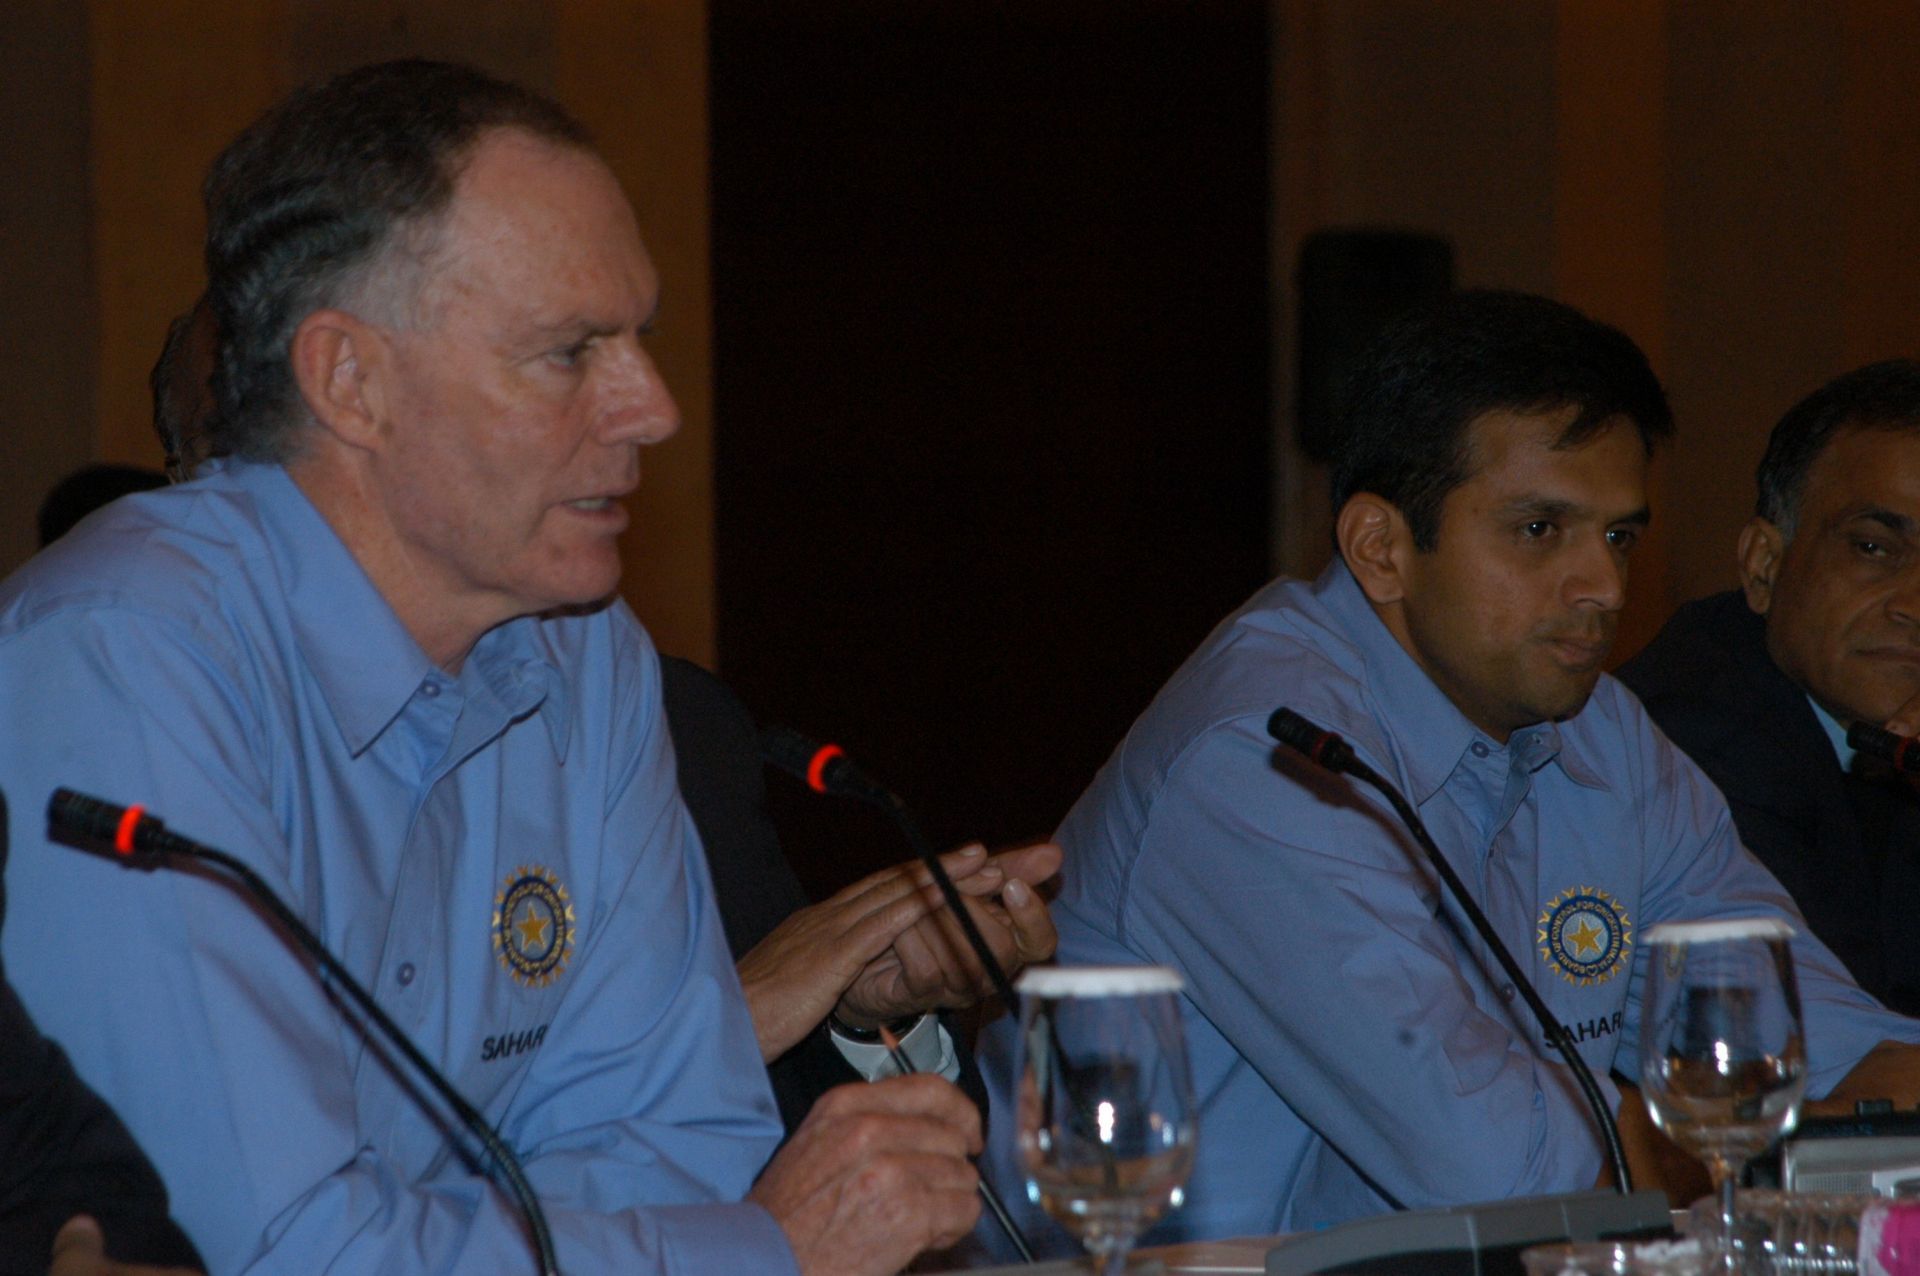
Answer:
[47,790,561,1276]
[759,727,1040,1263]
[1266,710,1634,1196]
[759,728,1019,1011]
[1847,722,1920,774]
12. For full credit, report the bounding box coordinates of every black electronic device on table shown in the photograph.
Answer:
[1261,1189,1674,1276]
[1756,1103,1920,1195]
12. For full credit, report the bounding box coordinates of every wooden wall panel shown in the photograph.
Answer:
[86,2,285,468]
[1553,0,1671,656]
[558,0,717,666]
[0,4,95,572]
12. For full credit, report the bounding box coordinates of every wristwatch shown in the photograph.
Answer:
[827,1011,924,1043]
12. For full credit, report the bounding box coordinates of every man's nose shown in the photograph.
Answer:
[1886,566,1920,628]
[597,339,681,447]
[1567,537,1627,611]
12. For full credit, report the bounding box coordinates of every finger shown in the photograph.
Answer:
[1886,694,1920,738]
[911,899,997,994]
[823,858,944,914]
[50,1215,104,1263]
[891,919,968,1004]
[885,1149,982,1201]
[988,841,1063,888]
[838,845,1001,912]
[997,875,1058,964]
[820,1073,982,1138]
[835,885,941,960]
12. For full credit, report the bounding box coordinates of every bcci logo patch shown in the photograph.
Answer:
[492,867,576,989]
[1537,886,1631,987]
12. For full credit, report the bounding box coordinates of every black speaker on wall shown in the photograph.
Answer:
[1296,230,1454,464]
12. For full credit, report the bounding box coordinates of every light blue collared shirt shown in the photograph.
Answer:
[983,558,1918,1249]
[0,462,795,1273]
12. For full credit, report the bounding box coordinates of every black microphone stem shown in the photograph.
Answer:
[48,792,562,1276]
[758,731,1071,1257]
[1267,713,1633,1197]
[877,795,1023,1010]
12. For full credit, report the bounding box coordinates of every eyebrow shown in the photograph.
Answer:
[1499,497,1652,526]
[1844,505,1919,536]
[526,295,662,341]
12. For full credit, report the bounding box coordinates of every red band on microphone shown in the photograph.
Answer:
[114,804,145,856]
[806,745,844,794]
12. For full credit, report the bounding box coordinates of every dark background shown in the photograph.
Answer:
[709,1,1274,896]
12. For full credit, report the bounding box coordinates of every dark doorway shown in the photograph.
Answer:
[710,1,1272,897]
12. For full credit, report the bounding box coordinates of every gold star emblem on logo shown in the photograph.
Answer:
[1567,916,1604,960]
[514,904,551,954]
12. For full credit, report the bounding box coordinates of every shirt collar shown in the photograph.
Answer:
[237,462,567,760]
[1314,558,1606,801]
[1807,694,1856,771]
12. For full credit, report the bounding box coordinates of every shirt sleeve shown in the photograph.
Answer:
[1119,713,1610,1210]
[0,608,796,1275]
[828,1015,961,1081]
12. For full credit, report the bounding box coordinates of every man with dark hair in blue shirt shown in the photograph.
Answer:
[985,292,1920,1248]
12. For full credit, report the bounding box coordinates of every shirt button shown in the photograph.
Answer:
[1500,983,1517,1002]
[397,962,417,987]
[419,682,440,699]
[1471,741,1490,758]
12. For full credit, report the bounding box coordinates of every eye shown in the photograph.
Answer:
[1606,526,1640,552]
[1853,537,1891,558]
[548,338,593,369]
[1519,519,1556,541]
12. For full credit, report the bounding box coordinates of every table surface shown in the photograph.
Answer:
[931,1237,1275,1275]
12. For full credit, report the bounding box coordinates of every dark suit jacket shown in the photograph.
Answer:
[660,657,987,1135]
[0,791,203,1273]
[1619,591,1920,1014]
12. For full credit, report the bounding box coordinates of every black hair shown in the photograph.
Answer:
[1754,360,1920,537]
[1329,290,1672,550]
[202,59,590,461]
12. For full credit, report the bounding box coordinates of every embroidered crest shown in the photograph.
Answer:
[1536,886,1631,986]
[492,866,576,988]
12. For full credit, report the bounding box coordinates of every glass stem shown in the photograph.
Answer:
[1711,1157,1739,1274]
[1100,1244,1133,1276]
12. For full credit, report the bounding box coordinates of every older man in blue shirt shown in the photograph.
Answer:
[986,292,1920,1249]
[1,61,983,1274]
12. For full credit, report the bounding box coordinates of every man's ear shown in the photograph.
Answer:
[289,309,387,451]
[1737,517,1785,615]
[1336,493,1412,605]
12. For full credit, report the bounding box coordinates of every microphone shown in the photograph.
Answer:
[760,726,893,806]
[758,728,1040,1263]
[758,729,1019,1011]
[1846,722,1920,774]
[46,790,562,1276]
[1265,709,1634,1196]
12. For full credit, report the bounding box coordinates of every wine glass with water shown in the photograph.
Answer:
[1638,918,1807,1273]
[1014,965,1196,1274]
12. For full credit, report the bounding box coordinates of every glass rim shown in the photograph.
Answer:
[1016,964,1184,997]
[1643,917,1795,945]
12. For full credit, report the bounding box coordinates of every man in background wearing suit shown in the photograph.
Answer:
[1622,360,1920,1014]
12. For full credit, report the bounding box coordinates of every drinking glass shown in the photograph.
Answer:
[1638,919,1807,1274]
[1013,965,1196,1275]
